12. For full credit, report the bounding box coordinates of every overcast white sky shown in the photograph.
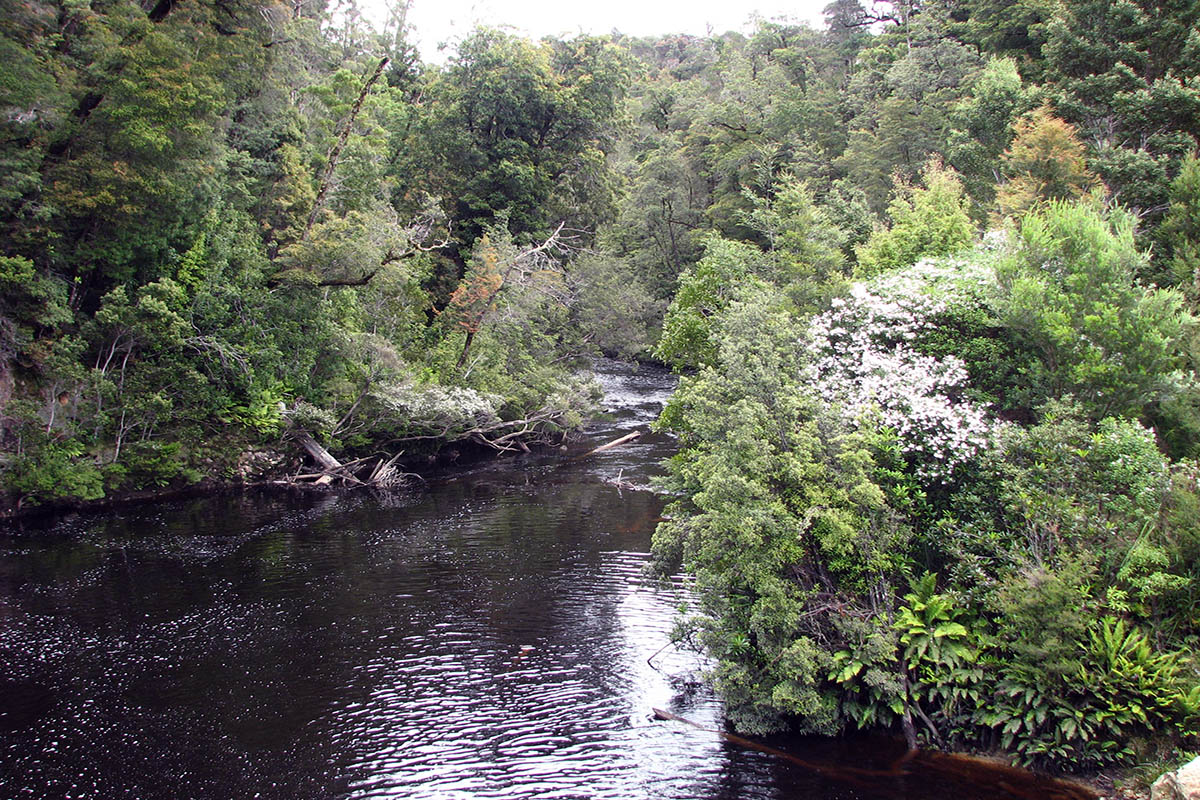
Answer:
[387,0,831,62]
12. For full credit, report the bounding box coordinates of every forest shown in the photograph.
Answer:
[1,0,1199,772]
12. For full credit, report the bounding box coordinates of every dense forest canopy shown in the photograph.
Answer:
[2,0,1199,772]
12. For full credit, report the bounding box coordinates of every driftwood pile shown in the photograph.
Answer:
[284,427,646,490]
[286,430,414,489]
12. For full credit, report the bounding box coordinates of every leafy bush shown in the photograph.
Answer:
[982,614,1197,768]
[855,161,975,277]
[654,218,1200,768]
[3,428,104,505]
[992,200,1191,419]
[807,255,1004,481]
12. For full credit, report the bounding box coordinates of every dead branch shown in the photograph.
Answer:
[316,270,380,287]
[578,430,641,458]
[302,57,390,241]
[291,429,357,486]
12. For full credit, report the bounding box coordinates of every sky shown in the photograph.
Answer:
[386,0,832,62]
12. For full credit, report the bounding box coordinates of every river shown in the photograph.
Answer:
[0,360,1092,800]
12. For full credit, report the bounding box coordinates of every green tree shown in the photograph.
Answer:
[992,199,1191,419]
[603,128,709,300]
[422,29,631,251]
[995,105,1100,219]
[945,57,1032,216]
[836,8,983,213]
[1040,0,1200,220]
[948,0,1052,79]
[654,236,772,370]
[1158,154,1200,297]
[655,281,911,736]
[855,160,975,276]
[565,253,658,358]
[740,174,850,309]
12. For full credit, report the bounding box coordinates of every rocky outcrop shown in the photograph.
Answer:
[235,446,290,481]
[1152,756,1200,800]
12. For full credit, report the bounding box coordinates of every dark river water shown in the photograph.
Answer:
[0,361,1093,800]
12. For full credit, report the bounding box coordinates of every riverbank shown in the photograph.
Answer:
[0,358,672,521]
[0,432,572,522]
[1084,771,1151,800]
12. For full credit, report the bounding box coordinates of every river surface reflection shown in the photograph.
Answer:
[0,361,1092,800]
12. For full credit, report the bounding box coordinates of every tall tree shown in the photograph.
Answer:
[1158,154,1200,296]
[995,105,1100,219]
[421,29,631,252]
[1041,0,1200,219]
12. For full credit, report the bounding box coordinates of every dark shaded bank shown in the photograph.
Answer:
[654,707,1098,800]
[1,359,674,521]
[0,433,569,523]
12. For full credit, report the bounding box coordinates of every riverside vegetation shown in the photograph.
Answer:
[2,0,1199,775]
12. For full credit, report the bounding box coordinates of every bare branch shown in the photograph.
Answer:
[302,57,390,241]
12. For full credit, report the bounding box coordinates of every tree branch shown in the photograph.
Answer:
[316,270,380,287]
[302,57,390,241]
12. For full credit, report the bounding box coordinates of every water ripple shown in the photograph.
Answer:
[0,361,1087,800]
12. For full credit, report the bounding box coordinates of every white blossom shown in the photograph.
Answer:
[807,255,1007,481]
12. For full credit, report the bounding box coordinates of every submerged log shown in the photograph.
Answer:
[578,430,641,459]
[651,708,863,780]
[650,708,1096,800]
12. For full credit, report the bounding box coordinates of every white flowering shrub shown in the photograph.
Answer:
[806,255,1006,480]
[369,381,503,437]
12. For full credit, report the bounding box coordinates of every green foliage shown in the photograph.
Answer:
[636,7,1200,774]
[836,8,984,215]
[654,229,1199,767]
[0,8,637,506]
[996,401,1169,561]
[655,281,915,735]
[0,256,71,362]
[1159,154,1200,297]
[983,611,1197,768]
[3,427,104,505]
[945,58,1032,216]
[654,236,771,370]
[996,106,1100,219]
[992,200,1191,418]
[739,174,850,310]
[217,386,286,436]
[895,574,983,743]
[855,161,976,277]
[915,294,1041,416]
[1040,0,1200,222]
[897,574,974,673]
[566,253,659,358]
[107,440,201,490]
[422,29,632,250]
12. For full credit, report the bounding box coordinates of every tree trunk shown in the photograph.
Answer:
[456,330,475,369]
[900,672,919,751]
[293,430,345,486]
[578,431,641,458]
[302,57,389,241]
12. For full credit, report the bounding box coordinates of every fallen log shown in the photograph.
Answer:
[288,434,418,489]
[577,430,641,459]
[292,430,350,485]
